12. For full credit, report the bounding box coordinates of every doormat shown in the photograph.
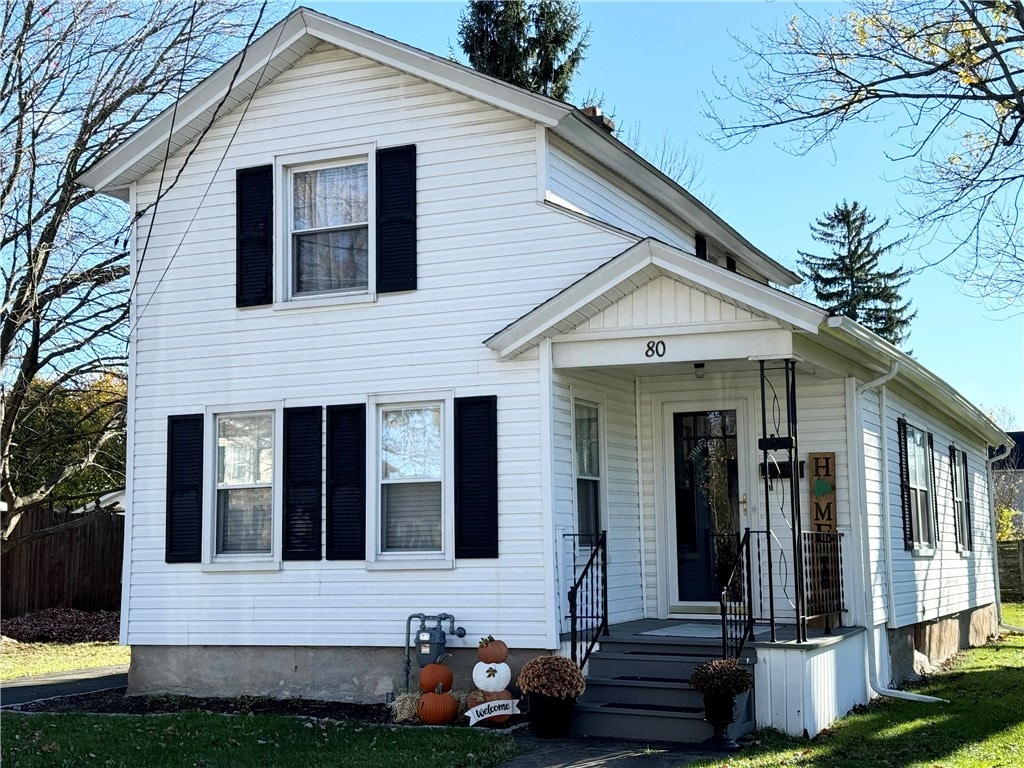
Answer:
[640,624,772,639]
[639,623,723,638]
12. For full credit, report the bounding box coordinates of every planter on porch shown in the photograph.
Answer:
[689,657,753,751]
[517,655,586,738]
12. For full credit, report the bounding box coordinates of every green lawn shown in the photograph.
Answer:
[1001,601,1024,628]
[0,641,130,681]
[690,604,1024,768]
[0,712,518,768]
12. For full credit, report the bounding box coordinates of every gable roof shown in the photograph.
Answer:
[76,7,797,287]
[484,238,823,358]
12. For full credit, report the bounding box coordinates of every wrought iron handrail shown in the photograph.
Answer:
[719,529,755,658]
[566,530,608,668]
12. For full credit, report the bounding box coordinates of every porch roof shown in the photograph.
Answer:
[484,239,825,359]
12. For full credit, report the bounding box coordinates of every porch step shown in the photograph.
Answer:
[572,696,753,743]
[572,629,756,744]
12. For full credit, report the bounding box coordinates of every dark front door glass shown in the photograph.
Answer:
[673,410,740,602]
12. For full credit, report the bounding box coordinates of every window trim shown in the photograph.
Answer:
[570,388,607,548]
[275,144,377,307]
[203,403,283,566]
[368,391,454,567]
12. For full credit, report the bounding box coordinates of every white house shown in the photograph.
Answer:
[79,9,1010,741]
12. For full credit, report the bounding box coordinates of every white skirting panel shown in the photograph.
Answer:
[753,628,869,737]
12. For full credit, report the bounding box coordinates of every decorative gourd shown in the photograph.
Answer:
[418,654,453,694]
[473,660,512,692]
[477,635,509,663]
[418,684,459,725]
[465,689,487,711]
[483,689,513,724]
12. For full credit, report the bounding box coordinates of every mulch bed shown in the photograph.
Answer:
[9,687,393,723]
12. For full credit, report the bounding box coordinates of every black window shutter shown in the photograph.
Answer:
[236,165,273,307]
[962,451,973,550]
[897,418,913,550]
[376,145,416,293]
[455,395,498,558]
[166,414,204,563]
[695,234,708,261]
[949,444,961,551]
[928,432,939,543]
[283,407,323,560]
[326,404,366,560]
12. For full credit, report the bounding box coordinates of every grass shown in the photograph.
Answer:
[0,641,130,681]
[690,603,1024,768]
[1001,601,1024,628]
[0,712,518,768]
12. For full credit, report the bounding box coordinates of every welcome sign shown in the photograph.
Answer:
[809,452,837,532]
[466,699,521,725]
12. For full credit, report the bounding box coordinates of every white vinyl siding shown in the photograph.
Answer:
[125,42,634,648]
[882,393,995,628]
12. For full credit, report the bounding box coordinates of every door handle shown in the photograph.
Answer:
[740,494,748,515]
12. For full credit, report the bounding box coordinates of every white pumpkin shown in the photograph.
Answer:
[472,661,512,692]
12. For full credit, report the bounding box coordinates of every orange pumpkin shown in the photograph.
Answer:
[418,655,454,694]
[477,635,509,663]
[418,684,459,725]
[483,689,513,724]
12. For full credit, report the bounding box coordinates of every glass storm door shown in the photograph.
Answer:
[672,410,741,603]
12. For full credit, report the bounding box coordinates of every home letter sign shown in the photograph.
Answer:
[809,452,836,532]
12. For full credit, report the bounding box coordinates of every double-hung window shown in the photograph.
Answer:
[950,446,972,552]
[290,159,369,296]
[379,403,443,553]
[215,412,274,554]
[899,419,935,550]
[574,401,602,548]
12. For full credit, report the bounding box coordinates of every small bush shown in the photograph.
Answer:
[1,608,120,643]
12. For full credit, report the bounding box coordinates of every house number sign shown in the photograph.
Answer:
[645,340,666,358]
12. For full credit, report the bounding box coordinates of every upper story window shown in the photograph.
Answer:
[574,401,601,547]
[291,160,369,296]
[216,412,274,554]
[898,418,935,551]
[235,145,417,309]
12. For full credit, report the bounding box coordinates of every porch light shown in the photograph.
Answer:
[694,362,706,379]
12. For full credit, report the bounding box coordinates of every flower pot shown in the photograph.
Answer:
[527,693,575,738]
[701,693,741,751]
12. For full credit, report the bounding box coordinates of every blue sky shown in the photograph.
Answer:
[310,1,1023,430]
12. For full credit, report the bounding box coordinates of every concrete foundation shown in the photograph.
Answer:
[128,645,540,703]
[886,603,998,684]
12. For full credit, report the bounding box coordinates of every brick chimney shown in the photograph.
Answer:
[581,106,616,134]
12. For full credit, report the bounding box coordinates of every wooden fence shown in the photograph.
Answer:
[1,496,124,618]
[998,540,1024,602]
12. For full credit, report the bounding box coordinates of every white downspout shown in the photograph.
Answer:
[987,446,1024,634]
[855,362,947,704]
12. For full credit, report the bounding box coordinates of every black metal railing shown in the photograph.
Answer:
[566,530,608,668]
[801,531,845,628]
[720,529,755,658]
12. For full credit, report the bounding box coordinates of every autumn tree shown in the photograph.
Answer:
[799,201,916,346]
[703,0,1024,308]
[457,0,590,100]
[1,0,267,549]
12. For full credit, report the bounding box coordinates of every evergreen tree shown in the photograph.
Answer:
[798,201,916,347]
[457,0,589,101]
